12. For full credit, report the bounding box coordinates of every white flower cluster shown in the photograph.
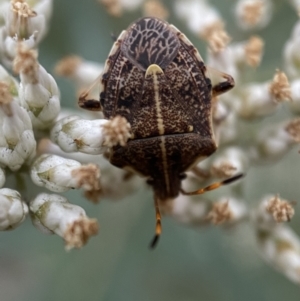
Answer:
[0,0,52,68]
[0,0,145,249]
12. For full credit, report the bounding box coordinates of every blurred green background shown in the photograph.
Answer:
[1,0,300,300]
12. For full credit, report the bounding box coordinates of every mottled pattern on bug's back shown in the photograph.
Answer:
[164,44,212,137]
[103,53,142,116]
[121,17,180,70]
[102,36,213,140]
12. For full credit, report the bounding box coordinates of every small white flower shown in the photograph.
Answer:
[31,154,102,203]
[0,84,36,170]
[13,45,60,130]
[55,55,103,93]
[31,154,81,192]
[284,20,300,79]
[51,116,109,154]
[256,224,300,284]
[206,48,238,85]
[289,79,300,113]
[235,0,273,30]
[234,71,291,119]
[30,193,98,250]
[210,147,249,178]
[251,119,300,161]
[175,0,220,35]
[231,36,264,68]
[0,0,51,68]
[265,195,295,223]
[99,0,144,17]
[0,188,28,230]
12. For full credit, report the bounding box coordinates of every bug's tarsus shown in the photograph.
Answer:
[181,173,244,196]
[110,32,118,42]
[222,173,244,185]
[78,73,103,111]
[149,196,162,249]
[206,66,235,97]
[150,234,160,249]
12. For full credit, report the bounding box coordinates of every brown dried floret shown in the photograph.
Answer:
[241,0,264,26]
[206,201,232,225]
[10,0,37,38]
[11,0,36,18]
[285,118,300,143]
[244,35,264,67]
[55,55,82,78]
[102,115,131,147]
[269,70,292,102]
[13,44,39,83]
[99,0,122,17]
[200,21,231,53]
[266,195,295,222]
[64,217,99,250]
[143,0,169,20]
[71,164,102,203]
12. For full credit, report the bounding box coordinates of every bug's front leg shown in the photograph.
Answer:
[78,93,102,111]
[78,73,103,111]
[207,66,235,97]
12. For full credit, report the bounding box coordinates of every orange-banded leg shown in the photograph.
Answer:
[149,196,162,249]
[180,173,244,196]
[150,174,243,249]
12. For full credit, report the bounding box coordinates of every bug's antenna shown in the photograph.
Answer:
[149,196,162,249]
[180,173,244,196]
[110,32,118,42]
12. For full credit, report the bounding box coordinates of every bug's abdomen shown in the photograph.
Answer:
[109,133,216,200]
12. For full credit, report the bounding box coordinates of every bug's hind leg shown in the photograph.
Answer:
[180,173,243,196]
[206,66,235,97]
[149,196,162,249]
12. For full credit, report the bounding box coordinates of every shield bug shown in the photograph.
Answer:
[79,17,242,247]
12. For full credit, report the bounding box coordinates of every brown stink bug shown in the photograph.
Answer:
[79,17,242,247]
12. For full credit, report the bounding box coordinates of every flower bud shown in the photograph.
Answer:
[13,45,60,130]
[235,0,273,30]
[51,116,109,154]
[0,0,51,68]
[30,193,98,250]
[251,118,300,161]
[211,147,249,178]
[0,82,36,171]
[284,20,300,79]
[31,154,101,199]
[0,188,28,230]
